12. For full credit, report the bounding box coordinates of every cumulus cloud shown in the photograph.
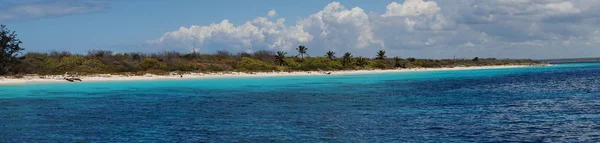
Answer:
[382,0,440,17]
[148,0,600,59]
[150,2,385,54]
[297,2,384,54]
[464,41,475,47]
[267,10,277,17]
[148,18,312,53]
[0,0,108,22]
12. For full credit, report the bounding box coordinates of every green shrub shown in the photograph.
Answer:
[355,57,369,68]
[298,57,343,71]
[79,59,107,73]
[57,56,86,72]
[237,57,276,71]
[139,58,167,71]
[368,60,388,69]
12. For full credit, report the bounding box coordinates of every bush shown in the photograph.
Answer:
[111,61,139,72]
[57,56,86,72]
[139,58,167,71]
[167,59,196,71]
[79,59,107,73]
[237,57,276,71]
[17,52,58,74]
[368,60,388,69]
[298,57,342,71]
[355,57,369,68]
[203,63,232,72]
[283,57,302,70]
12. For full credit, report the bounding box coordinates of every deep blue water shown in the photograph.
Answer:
[2,63,600,142]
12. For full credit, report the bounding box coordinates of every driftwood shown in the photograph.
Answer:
[317,68,332,75]
[64,72,83,82]
[64,77,82,82]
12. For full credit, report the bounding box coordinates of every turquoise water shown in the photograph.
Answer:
[2,63,600,142]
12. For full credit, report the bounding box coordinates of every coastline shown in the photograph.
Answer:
[0,64,549,85]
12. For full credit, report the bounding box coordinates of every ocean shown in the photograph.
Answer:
[1,63,600,142]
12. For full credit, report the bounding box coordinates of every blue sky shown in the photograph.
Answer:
[2,0,600,59]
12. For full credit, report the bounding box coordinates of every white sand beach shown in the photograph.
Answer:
[0,64,549,85]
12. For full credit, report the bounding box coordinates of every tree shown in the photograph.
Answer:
[376,50,386,60]
[80,59,107,73]
[296,45,308,61]
[57,56,86,72]
[252,50,275,62]
[237,52,251,58]
[216,50,232,60]
[407,57,416,62]
[472,57,479,61]
[368,61,388,69]
[16,52,57,74]
[139,58,167,71]
[325,51,335,60]
[0,25,25,74]
[393,56,402,68]
[130,53,142,61]
[355,57,369,67]
[237,57,276,71]
[342,52,353,67]
[87,50,113,58]
[49,50,71,61]
[275,51,287,66]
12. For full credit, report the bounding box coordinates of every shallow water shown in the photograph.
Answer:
[2,63,600,142]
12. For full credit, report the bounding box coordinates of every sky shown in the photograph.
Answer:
[1,0,600,59]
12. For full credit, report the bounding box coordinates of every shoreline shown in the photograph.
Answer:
[0,64,549,85]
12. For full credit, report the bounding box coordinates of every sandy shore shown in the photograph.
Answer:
[0,65,548,85]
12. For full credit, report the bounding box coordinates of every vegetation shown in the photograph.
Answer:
[275,51,286,66]
[0,25,543,76]
[296,45,308,61]
[342,52,353,68]
[326,51,335,60]
[376,50,386,60]
[393,56,402,68]
[4,49,540,75]
[0,25,24,74]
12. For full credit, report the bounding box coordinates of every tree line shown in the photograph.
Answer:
[0,25,540,75]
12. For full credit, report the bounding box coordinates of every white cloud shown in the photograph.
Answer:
[267,10,277,17]
[382,0,440,17]
[546,2,580,14]
[149,17,312,52]
[150,2,385,54]
[464,41,475,47]
[147,0,600,59]
[0,0,108,22]
[297,2,384,52]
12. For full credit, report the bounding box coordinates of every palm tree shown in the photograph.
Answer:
[393,56,402,68]
[325,51,335,60]
[376,50,386,60]
[296,45,308,61]
[275,51,287,66]
[342,52,352,67]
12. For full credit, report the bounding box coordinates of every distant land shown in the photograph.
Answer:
[536,58,600,64]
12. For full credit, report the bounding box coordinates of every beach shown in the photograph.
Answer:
[0,64,548,85]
